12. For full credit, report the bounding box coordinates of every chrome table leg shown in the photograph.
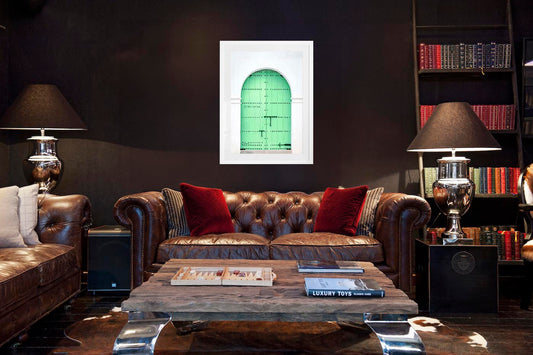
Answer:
[364,314,426,355]
[113,312,171,354]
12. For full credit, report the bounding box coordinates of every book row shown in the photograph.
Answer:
[420,104,515,131]
[417,42,512,70]
[427,226,526,261]
[423,166,521,196]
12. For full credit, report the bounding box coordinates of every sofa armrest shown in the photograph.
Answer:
[37,194,92,268]
[114,191,167,288]
[374,192,431,295]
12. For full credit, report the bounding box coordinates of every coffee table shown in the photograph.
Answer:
[113,259,425,354]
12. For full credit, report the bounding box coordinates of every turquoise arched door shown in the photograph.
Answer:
[240,69,291,151]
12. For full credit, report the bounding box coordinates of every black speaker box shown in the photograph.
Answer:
[88,225,131,292]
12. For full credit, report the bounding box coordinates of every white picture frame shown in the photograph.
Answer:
[220,40,313,164]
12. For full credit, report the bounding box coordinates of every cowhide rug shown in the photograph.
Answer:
[57,308,489,354]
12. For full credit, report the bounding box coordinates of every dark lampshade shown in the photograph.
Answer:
[407,102,501,152]
[0,84,86,131]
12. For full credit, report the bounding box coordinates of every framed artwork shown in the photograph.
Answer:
[220,41,313,164]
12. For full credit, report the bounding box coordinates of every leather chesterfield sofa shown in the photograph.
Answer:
[0,194,91,347]
[114,189,431,296]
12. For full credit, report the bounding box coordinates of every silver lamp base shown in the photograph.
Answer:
[23,135,63,192]
[433,155,475,244]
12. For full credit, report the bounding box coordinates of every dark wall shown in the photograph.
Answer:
[4,0,419,225]
[0,1,8,187]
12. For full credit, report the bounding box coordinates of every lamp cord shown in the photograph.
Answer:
[429,212,443,228]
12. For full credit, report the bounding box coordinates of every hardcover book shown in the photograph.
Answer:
[297,260,364,273]
[304,277,385,297]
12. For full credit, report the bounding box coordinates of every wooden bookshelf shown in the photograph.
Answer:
[412,0,523,198]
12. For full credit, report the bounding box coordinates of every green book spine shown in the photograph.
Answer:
[474,168,481,195]
[423,167,434,196]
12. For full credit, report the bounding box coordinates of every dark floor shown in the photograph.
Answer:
[0,287,128,355]
[1,286,532,355]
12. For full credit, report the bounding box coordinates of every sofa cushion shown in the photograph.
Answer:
[0,260,40,311]
[157,233,270,262]
[18,184,41,245]
[270,232,384,263]
[162,187,190,237]
[313,185,368,236]
[180,183,234,236]
[0,244,77,286]
[356,187,384,237]
[0,186,26,248]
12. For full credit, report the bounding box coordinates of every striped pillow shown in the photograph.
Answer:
[162,188,190,238]
[355,187,384,237]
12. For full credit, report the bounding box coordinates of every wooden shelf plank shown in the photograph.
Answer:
[418,68,514,75]
[416,25,509,31]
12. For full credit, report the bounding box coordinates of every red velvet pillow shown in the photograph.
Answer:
[179,183,235,236]
[313,185,369,236]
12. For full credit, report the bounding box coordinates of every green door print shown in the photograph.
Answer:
[240,69,291,151]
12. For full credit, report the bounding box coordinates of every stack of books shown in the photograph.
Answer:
[427,226,527,260]
[480,226,526,261]
[304,277,385,297]
[418,42,512,70]
[423,166,521,196]
[297,260,364,273]
[420,104,515,131]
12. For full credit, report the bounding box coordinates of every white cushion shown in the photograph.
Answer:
[0,186,26,248]
[18,184,41,245]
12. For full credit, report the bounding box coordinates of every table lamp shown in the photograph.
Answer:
[0,84,87,192]
[407,102,501,244]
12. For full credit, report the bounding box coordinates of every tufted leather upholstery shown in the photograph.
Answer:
[225,191,322,239]
[115,189,430,296]
[0,194,91,347]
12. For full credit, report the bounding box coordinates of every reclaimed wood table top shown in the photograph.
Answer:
[121,259,418,322]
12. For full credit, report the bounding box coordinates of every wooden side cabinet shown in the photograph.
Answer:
[415,239,498,313]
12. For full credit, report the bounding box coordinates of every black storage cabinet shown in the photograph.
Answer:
[416,239,498,313]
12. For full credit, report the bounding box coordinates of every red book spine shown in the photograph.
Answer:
[491,105,496,130]
[436,44,442,69]
[514,232,521,260]
[513,168,520,195]
[495,167,501,194]
[500,168,507,194]
[504,231,512,260]
[490,105,495,130]
[499,105,505,130]
[482,105,490,129]
[487,168,493,194]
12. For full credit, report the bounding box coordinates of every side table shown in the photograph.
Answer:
[415,238,498,313]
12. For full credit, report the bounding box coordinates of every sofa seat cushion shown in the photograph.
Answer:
[0,244,77,287]
[157,233,270,262]
[0,260,40,310]
[270,233,384,263]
